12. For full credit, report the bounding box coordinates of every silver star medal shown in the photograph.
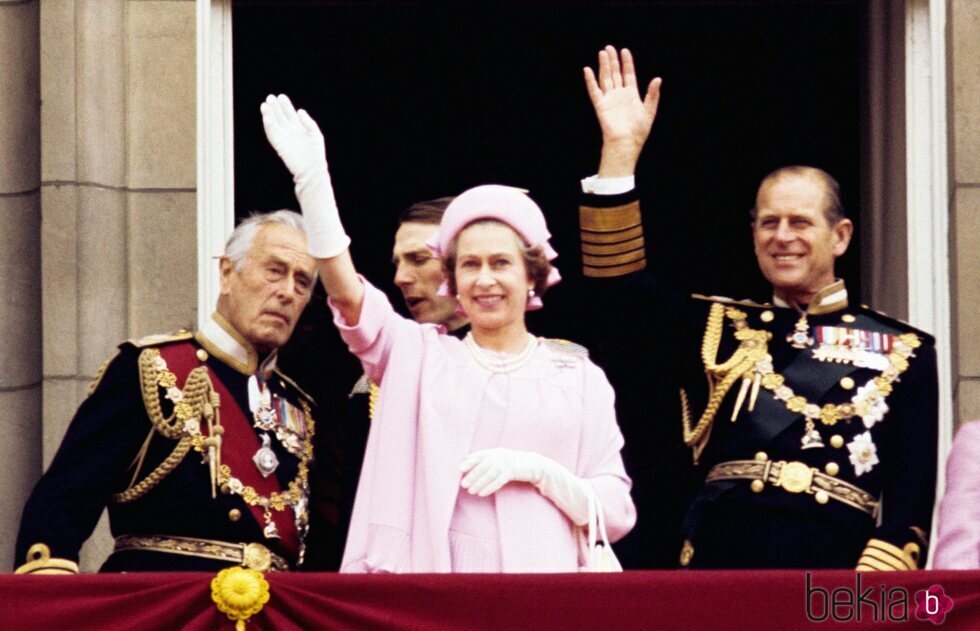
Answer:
[252,433,279,478]
[847,431,879,476]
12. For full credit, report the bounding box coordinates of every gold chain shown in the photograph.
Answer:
[219,399,315,513]
[723,309,920,427]
[684,303,921,450]
[123,347,315,517]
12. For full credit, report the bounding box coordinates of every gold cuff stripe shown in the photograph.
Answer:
[581,225,644,245]
[581,236,646,256]
[866,539,917,569]
[860,548,909,571]
[582,249,646,268]
[583,259,647,278]
[579,202,642,233]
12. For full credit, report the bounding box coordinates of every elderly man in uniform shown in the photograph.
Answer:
[15,211,319,573]
[577,46,938,570]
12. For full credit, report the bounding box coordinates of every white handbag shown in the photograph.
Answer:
[579,492,623,572]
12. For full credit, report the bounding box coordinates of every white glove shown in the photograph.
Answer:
[459,448,593,526]
[260,94,351,258]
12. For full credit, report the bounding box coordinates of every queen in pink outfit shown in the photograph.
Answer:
[261,94,636,572]
[933,420,980,569]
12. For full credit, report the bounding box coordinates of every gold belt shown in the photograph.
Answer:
[705,459,879,518]
[113,534,289,572]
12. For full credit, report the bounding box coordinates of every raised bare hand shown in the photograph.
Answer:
[583,46,661,177]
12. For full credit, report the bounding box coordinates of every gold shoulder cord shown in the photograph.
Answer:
[682,303,771,453]
[681,305,921,458]
[113,348,222,503]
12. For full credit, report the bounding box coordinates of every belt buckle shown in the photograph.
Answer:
[775,461,814,494]
[242,542,272,572]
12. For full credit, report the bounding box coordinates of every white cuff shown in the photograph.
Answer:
[581,174,635,196]
[294,172,351,259]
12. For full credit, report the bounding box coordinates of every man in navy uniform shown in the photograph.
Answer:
[15,211,321,573]
[577,46,938,570]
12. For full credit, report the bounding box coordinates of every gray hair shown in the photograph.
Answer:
[751,166,845,225]
[224,209,307,270]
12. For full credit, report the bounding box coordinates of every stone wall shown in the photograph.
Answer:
[3,0,197,572]
[951,0,980,427]
[0,0,42,576]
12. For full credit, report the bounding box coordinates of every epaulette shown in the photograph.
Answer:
[125,329,195,349]
[691,293,772,309]
[542,338,589,357]
[271,367,316,406]
[856,305,935,345]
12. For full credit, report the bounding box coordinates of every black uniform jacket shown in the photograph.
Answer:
[15,314,316,572]
[578,189,938,570]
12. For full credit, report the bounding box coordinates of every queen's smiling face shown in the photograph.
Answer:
[453,221,532,336]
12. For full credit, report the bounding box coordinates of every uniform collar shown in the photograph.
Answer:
[196,311,277,375]
[772,279,848,315]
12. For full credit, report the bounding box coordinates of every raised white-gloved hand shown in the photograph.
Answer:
[260,93,351,258]
[459,448,594,526]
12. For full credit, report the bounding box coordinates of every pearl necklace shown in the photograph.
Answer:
[464,332,538,373]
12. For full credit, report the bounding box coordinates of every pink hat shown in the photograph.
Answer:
[426,184,561,310]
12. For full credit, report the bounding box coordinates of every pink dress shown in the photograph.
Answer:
[334,279,635,573]
[933,420,980,569]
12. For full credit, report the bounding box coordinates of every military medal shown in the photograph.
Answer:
[249,374,307,459]
[262,510,280,539]
[801,420,825,450]
[847,431,879,476]
[787,313,814,349]
[812,326,894,370]
[253,433,280,477]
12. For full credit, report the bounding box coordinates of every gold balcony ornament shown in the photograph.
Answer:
[211,566,270,630]
[14,543,79,575]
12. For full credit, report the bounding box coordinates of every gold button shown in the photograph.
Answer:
[815,491,829,505]
[841,314,856,323]
[750,479,765,493]
[760,310,774,323]
[220,483,232,495]
[830,435,844,449]
[839,377,855,390]
[754,452,769,462]
[196,349,209,362]
[824,462,840,476]
[228,509,242,522]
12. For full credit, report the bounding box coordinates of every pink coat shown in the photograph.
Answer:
[334,279,635,572]
[933,420,980,569]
